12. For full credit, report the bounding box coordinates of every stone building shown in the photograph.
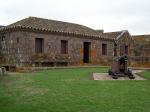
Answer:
[103,30,134,57]
[0,17,114,69]
[1,16,149,69]
[103,31,150,66]
[131,35,150,66]
[132,35,150,57]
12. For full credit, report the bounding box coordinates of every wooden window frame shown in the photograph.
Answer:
[102,43,107,55]
[35,38,44,54]
[61,40,68,54]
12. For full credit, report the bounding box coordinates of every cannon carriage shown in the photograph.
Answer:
[108,56,135,79]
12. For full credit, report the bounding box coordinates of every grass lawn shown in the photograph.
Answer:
[0,67,150,112]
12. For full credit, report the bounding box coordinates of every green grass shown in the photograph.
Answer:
[0,68,150,112]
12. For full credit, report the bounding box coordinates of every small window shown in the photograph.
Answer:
[125,45,128,55]
[114,43,117,56]
[17,37,19,43]
[61,40,68,54]
[1,35,5,41]
[35,38,44,53]
[102,43,107,55]
[120,45,124,56]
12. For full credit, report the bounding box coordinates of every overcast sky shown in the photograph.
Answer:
[0,0,150,35]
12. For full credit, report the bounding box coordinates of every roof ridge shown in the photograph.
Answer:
[28,16,96,31]
[104,30,128,34]
[132,34,150,37]
[0,16,113,40]
[6,17,30,27]
[104,31,122,34]
[116,30,127,40]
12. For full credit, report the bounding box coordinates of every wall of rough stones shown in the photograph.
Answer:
[116,33,150,67]
[116,32,134,57]
[0,31,114,67]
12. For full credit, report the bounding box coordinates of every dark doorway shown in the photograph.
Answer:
[83,42,91,63]
[102,43,107,55]
[125,45,128,55]
[35,38,44,53]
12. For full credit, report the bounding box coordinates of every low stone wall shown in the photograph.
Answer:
[129,56,150,67]
[1,56,150,72]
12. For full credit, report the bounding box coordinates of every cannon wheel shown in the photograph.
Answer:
[128,75,135,79]
[108,69,112,75]
[112,73,118,79]
[127,68,135,79]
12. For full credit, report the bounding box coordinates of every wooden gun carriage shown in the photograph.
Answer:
[108,56,135,79]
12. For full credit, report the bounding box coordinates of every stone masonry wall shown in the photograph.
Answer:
[0,31,114,67]
[116,32,134,56]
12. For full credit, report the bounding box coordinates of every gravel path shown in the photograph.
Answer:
[92,70,146,80]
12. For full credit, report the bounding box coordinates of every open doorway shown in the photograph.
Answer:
[125,45,128,55]
[83,42,91,63]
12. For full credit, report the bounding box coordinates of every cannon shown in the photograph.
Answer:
[108,56,135,79]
